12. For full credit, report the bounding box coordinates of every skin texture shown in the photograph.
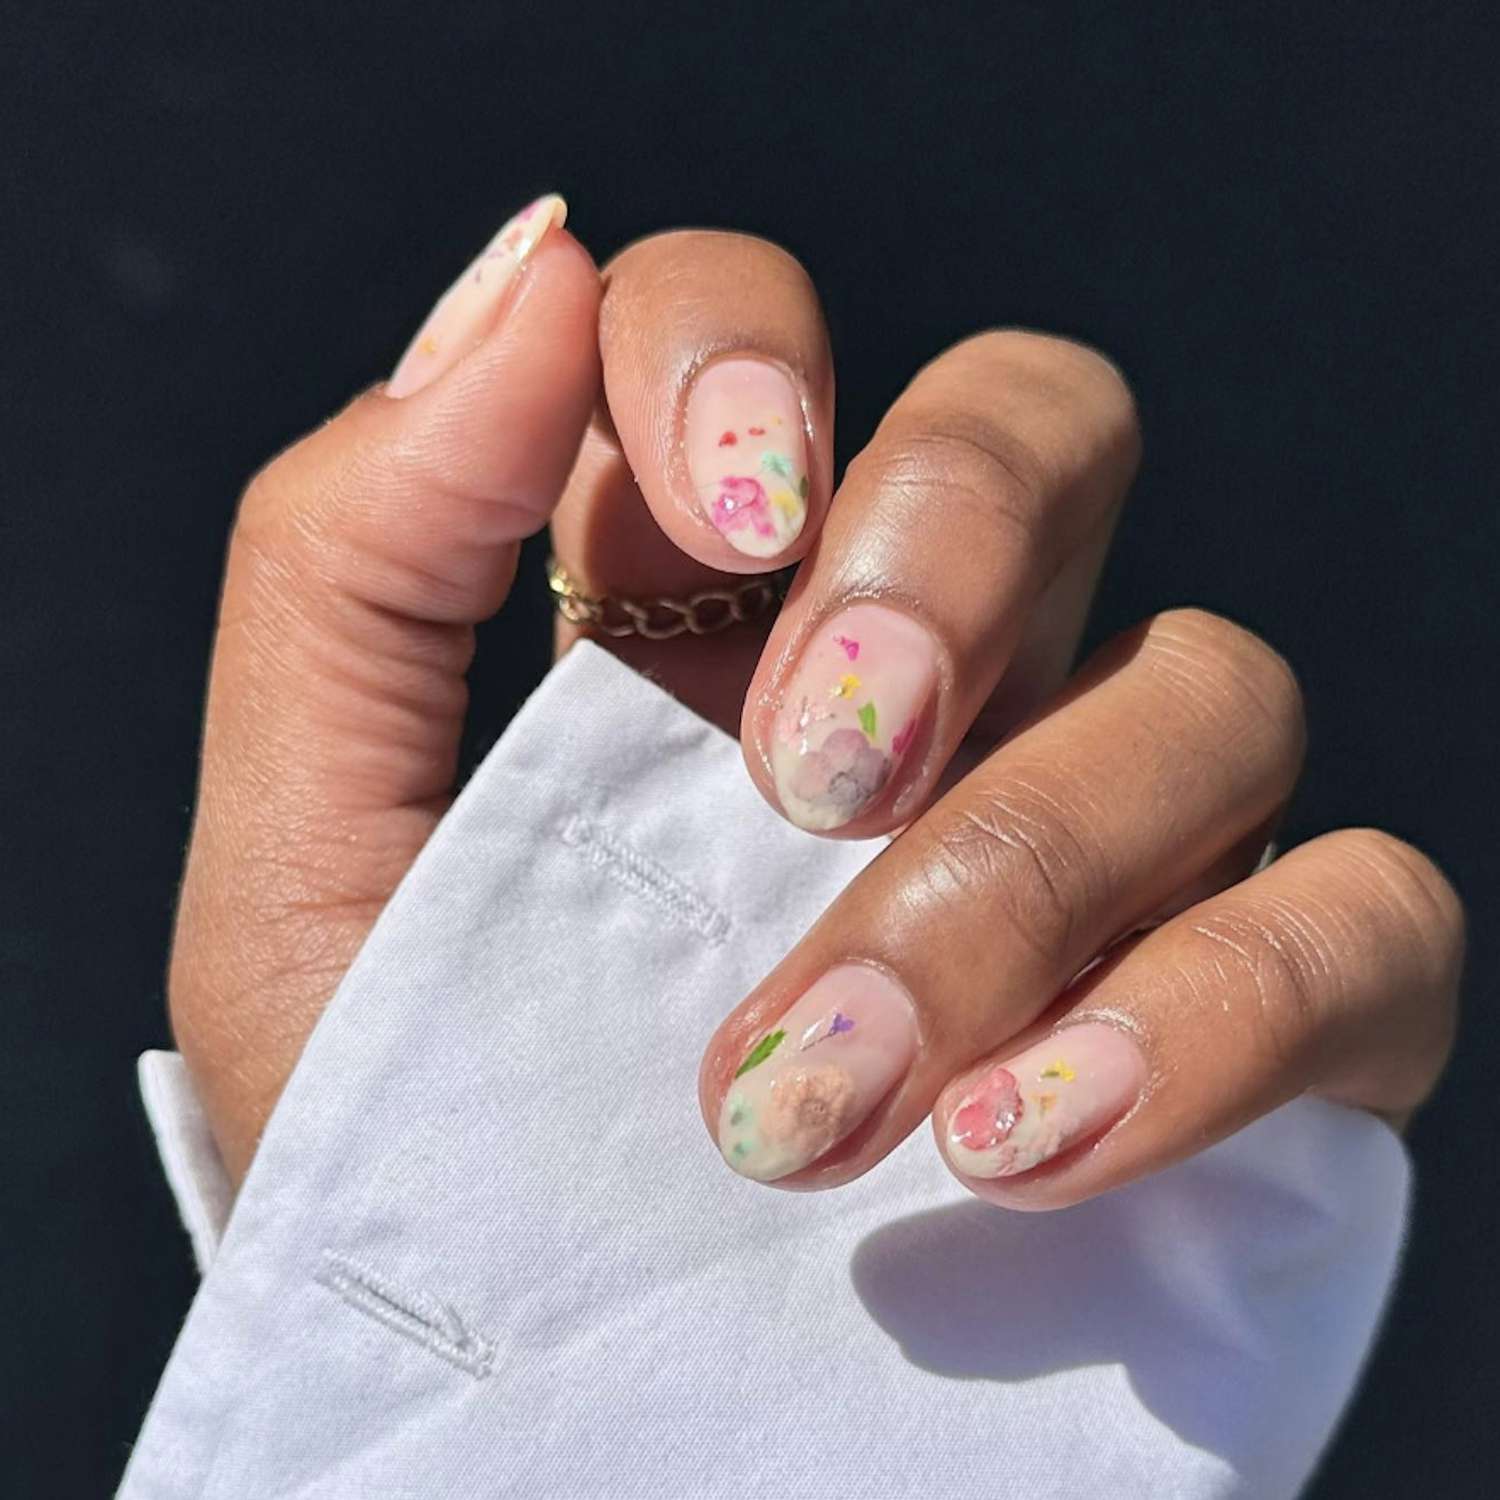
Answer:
[169,221,1463,1197]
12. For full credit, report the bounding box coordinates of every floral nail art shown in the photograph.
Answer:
[718,966,918,1183]
[945,1025,1147,1180]
[770,603,938,831]
[948,1065,1064,1175]
[685,359,810,558]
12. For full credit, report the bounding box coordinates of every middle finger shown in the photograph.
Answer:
[744,328,1140,836]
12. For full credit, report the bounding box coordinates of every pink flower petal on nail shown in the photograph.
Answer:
[710,475,775,538]
[951,1068,1024,1152]
[833,634,860,661]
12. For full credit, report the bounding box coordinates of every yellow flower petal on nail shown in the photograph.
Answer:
[831,673,862,699]
[1039,1059,1077,1082]
[771,488,800,518]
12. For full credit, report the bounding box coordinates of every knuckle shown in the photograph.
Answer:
[1179,830,1466,1089]
[232,399,381,567]
[231,460,318,595]
[1322,828,1467,989]
[962,327,1137,400]
[602,231,815,332]
[911,769,1110,965]
[1142,608,1306,758]
[864,415,1051,564]
[870,328,1141,557]
[1181,895,1338,1069]
[937,329,1142,468]
[230,404,500,623]
[236,449,298,544]
[232,463,343,611]
[610,226,805,272]
[864,327,1140,564]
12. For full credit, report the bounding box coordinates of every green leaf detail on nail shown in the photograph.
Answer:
[858,702,878,740]
[760,451,793,481]
[798,473,810,500]
[734,1028,786,1078]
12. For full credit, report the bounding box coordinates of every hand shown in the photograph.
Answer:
[543,231,1464,1201]
[169,203,1462,1207]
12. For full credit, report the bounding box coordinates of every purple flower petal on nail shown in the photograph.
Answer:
[798,1009,858,1051]
[788,728,891,822]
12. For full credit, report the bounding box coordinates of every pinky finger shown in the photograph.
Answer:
[934,829,1464,1210]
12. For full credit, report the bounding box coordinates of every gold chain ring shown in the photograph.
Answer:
[546,557,790,640]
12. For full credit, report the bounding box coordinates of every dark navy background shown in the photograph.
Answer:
[4,2,1496,1492]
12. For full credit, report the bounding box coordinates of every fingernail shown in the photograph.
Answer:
[770,603,938,831]
[718,965,918,1182]
[387,193,567,399]
[944,1023,1147,1179]
[684,357,810,557]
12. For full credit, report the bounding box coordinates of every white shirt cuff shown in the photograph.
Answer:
[125,641,1410,1500]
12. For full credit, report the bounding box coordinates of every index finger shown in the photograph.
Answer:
[597,230,835,571]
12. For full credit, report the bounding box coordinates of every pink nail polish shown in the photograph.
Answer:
[718,965,918,1182]
[387,193,567,399]
[684,358,810,558]
[944,1023,1147,1179]
[770,603,938,831]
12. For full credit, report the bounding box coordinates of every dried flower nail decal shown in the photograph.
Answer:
[685,358,810,558]
[718,966,919,1183]
[799,1010,855,1050]
[945,1024,1147,1180]
[770,603,939,831]
[734,1028,786,1077]
[950,1068,1034,1161]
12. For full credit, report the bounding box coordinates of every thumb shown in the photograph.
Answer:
[170,196,600,1180]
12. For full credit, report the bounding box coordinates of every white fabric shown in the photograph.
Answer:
[137,1053,232,1274]
[123,641,1410,1499]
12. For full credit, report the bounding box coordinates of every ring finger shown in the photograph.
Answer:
[744,328,1140,835]
[702,607,1306,1186]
